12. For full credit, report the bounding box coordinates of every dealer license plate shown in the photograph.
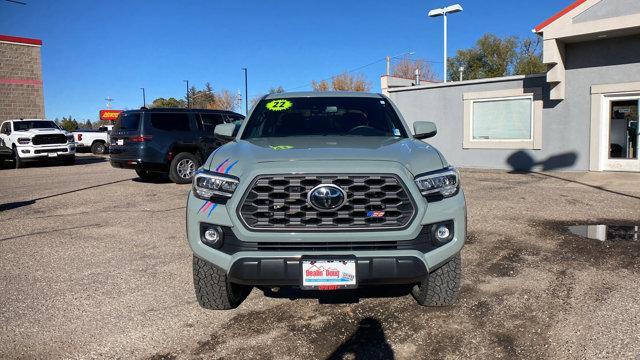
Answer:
[301,259,356,290]
[48,153,57,157]
[117,139,124,146]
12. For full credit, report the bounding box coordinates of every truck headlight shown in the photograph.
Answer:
[414,167,459,198]
[66,134,75,143]
[192,169,239,200]
[17,137,31,145]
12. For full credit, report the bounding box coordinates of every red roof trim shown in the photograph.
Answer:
[534,0,588,32]
[0,35,43,46]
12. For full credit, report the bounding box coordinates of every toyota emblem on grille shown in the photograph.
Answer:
[307,184,347,211]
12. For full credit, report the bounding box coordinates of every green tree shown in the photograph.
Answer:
[59,116,79,131]
[515,37,546,75]
[448,33,546,81]
[83,119,93,129]
[149,97,186,108]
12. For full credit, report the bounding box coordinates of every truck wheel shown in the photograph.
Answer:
[91,142,106,155]
[169,152,199,184]
[135,169,161,181]
[193,256,251,310]
[13,147,24,169]
[412,253,461,307]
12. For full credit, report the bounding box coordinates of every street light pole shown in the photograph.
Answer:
[183,80,190,108]
[428,4,463,83]
[242,68,248,115]
[140,87,146,107]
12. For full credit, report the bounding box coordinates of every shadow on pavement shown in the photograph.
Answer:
[0,178,134,211]
[326,317,394,360]
[261,285,413,304]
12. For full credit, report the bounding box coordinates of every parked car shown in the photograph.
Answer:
[73,125,113,154]
[0,119,76,168]
[0,145,12,168]
[186,92,466,310]
[109,108,244,183]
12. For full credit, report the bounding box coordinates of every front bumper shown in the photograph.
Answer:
[186,160,466,286]
[16,143,76,159]
[228,256,427,286]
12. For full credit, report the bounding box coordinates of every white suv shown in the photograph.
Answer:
[0,119,76,168]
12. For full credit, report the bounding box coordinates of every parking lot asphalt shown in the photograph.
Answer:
[1,154,639,359]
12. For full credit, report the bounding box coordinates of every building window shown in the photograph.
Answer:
[463,88,542,149]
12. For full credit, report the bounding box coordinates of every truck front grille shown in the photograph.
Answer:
[32,134,67,145]
[238,174,416,230]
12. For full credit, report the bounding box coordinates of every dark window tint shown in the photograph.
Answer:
[242,97,407,139]
[149,113,190,131]
[116,112,141,131]
[13,121,59,131]
[200,113,225,133]
[227,114,244,122]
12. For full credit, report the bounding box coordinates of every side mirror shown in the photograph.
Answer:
[413,121,437,139]
[214,123,236,140]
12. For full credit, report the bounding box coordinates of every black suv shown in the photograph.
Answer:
[109,108,243,183]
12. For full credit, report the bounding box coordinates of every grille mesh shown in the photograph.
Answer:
[238,174,415,230]
[32,134,67,145]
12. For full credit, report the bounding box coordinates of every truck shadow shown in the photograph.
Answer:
[260,285,413,304]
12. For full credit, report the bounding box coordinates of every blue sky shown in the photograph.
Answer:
[0,0,567,120]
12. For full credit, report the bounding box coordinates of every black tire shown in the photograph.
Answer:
[412,253,461,306]
[169,152,199,184]
[62,155,76,166]
[13,147,24,169]
[193,256,251,310]
[91,141,106,155]
[135,169,162,181]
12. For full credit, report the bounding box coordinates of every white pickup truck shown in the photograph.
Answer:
[73,125,113,154]
[0,119,76,168]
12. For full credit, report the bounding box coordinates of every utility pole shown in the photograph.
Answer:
[242,68,248,115]
[183,80,190,108]
[428,4,463,83]
[140,88,146,107]
[386,55,391,76]
[459,66,464,81]
[105,97,114,109]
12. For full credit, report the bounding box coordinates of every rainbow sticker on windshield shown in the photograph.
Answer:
[266,99,293,111]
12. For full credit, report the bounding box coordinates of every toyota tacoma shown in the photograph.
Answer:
[186,92,465,309]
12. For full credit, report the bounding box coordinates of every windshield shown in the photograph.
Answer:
[241,97,408,139]
[13,121,59,131]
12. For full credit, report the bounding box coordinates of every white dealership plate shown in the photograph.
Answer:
[48,153,57,157]
[117,139,124,146]
[301,259,356,290]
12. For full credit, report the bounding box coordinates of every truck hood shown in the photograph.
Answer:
[207,136,447,176]
[14,129,65,137]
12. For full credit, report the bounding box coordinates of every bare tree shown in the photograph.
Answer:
[312,73,371,92]
[311,79,330,92]
[210,90,238,111]
[392,57,438,81]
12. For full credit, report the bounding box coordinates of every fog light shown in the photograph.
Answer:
[21,149,30,154]
[204,228,220,243]
[431,221,454,245]
[201,225,223,248]
[435,225,450,240]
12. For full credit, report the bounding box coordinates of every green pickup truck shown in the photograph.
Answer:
[186,92,466,309]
